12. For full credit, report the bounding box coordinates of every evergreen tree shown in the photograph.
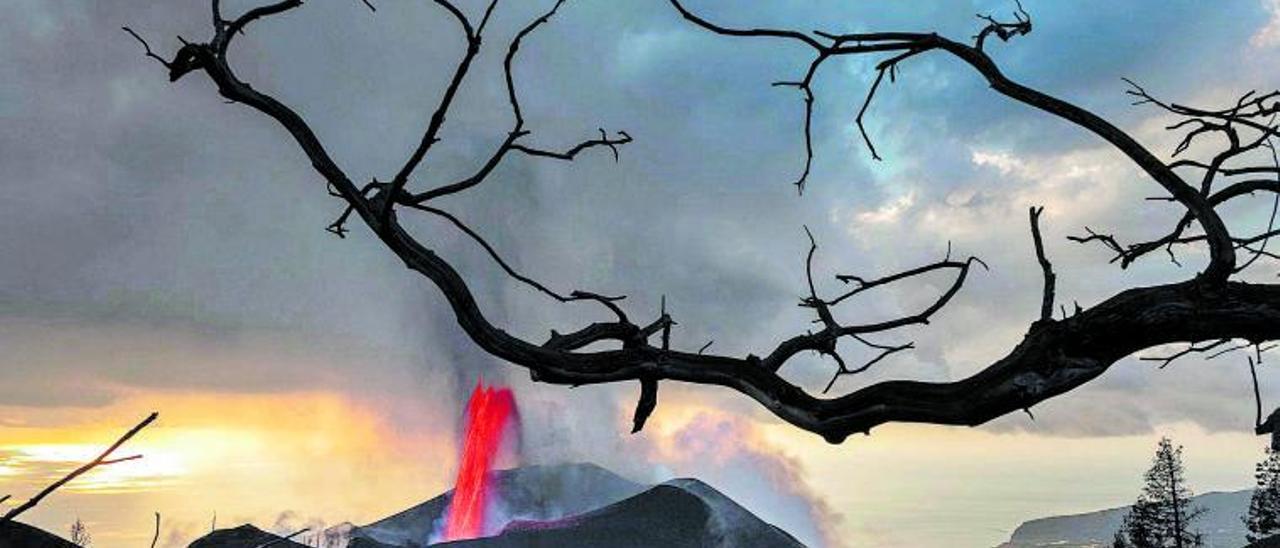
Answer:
[1119,499,1161,548]
[1247,446,1280,543]
[1115,437,1204,548]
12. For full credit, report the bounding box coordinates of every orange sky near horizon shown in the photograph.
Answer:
[0,391,459,547]
[0,386,1268,548]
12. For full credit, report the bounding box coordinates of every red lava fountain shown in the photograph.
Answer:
[440,381,518,542]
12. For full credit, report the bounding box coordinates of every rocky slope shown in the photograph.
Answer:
[349,462,805,548]
[351,462,646,547]
[0,520,77,548]
[427,479,804,548]
[189,524,311,548]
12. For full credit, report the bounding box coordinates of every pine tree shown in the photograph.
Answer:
[1119,499,1161,548]
[1115,437,1204,548]
[1247,446,1280,543]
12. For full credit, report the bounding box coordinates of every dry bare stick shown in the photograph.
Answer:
[1252,356,1280,451]
[1029,206,1056,322]
[151,512,161,548]
[1253,356,1265,430]
[0,412,158,524]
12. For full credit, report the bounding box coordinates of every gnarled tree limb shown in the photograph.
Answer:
[128,1,1280,443]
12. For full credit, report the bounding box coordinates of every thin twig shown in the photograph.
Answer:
[406,203,628,321]
[1253,356,1264,429]
[121,27,173,70]
[1140,339,1232,368]
[1029,206,1056,322]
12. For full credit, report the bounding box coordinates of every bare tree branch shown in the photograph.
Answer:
[973,0,1031,51]
[1140,339,1232,368]
[632,378,659,433]
[121,27,174,71]
[666,0,824,50]
[129,1,1280,445]
[409,0,629,204]
[668,0,1236,283]
[1238,142,1280,272]
[510,130,633,162]
[381,0,493,223]
[1253,356,1264,431]
[406,202,629,321]
[1029,206,1056,322]
[1210,341,1253,360]
[1089,80,1280,276]
[853,48,927,164]
[225,0,302,39]
[0,413,157,523]
[796,226,964,393]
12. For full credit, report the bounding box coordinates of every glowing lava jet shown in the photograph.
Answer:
[439,381,518,542]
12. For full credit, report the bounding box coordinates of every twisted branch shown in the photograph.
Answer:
[128,1,1280,443]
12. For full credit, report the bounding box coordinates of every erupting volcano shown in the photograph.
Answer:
[438,381,519,543]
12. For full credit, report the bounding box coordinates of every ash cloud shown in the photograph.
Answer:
[648,412,846,548]
[2,4,1280,542]
[510,385,844,547]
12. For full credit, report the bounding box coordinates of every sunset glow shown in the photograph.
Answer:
[0,384,1267,547]
[0,391,458,546]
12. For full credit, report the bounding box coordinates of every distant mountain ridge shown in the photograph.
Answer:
[998,489,1252,548]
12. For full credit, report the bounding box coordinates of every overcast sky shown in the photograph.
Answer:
[3,1,1280,547]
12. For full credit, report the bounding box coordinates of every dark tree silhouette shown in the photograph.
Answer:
[1247,446,1280,543]
[1116,438,1204,548]
[69,518,91,547]
[1117,500,1161,548]
[125,0,1280,444]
